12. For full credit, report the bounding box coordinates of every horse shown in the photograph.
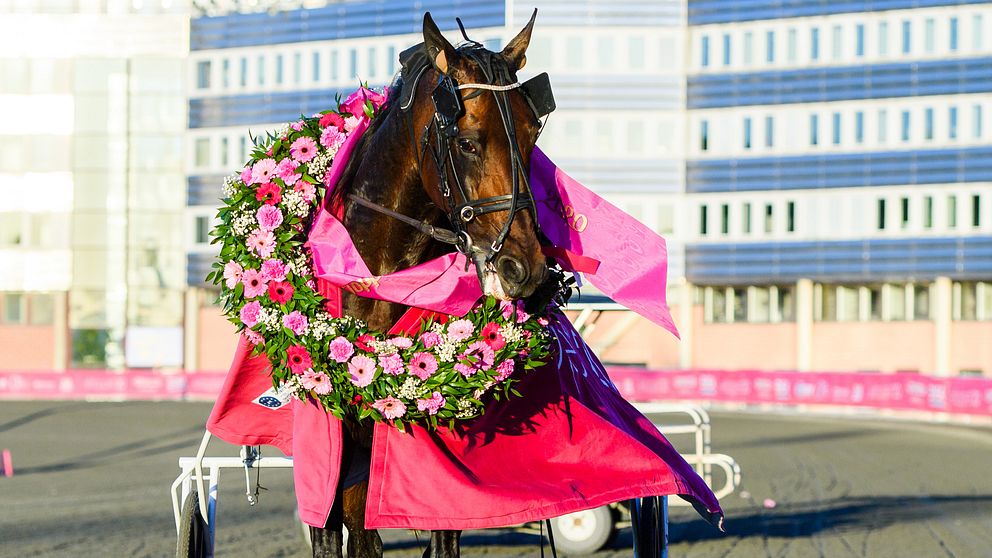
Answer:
[308,11,555,558]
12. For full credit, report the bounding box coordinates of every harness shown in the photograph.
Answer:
[348,37,556,287]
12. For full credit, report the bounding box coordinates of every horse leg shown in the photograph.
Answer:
[342,480,383,557]
[422,530,461,558]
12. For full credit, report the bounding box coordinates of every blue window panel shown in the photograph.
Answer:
[701,35,710,67]
[902,20,912,54]
[975,105,984,138]
[810,28,819,60]
[685,236,992,285]
[832,112,841,145]
[949,107,958,139]
[764,116,773,147]
[901,110,911,141]
[686,146,992,193]
[687,0,991,26]
[743,117,752,149]
[191,0,504,50]
[688,57,992,109]
[924,107,934,140]
[722,33,731,65]
[855,24,865,56]
[809,114,818,146]
[855,111,864,143]
[950,17,959,51]
[765,30,774,63]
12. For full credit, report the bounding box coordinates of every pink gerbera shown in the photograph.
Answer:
[372,396,406,420]
[480,322,506,351]
[223,261,243,289]
[285,345,313,374]
[454,341,495,377]
[328,336,354,363]
[408,352,438,380]
[282,311,308,335]
[251,158,277,184]
[241,268,268,299]
[348,355,377,387]
[255,182,282,205]
[319,112,345,130]
[239,301,262,327]
[247,228,276,258]
[343,116,360,132]
[256,204,283,231]
[301,369,333,395]
[416,391,445,415]
[268,281,294,304]
[290,136,318,163]
[294,181,316,202]
[446,319,474,343]
[260,258,287,282]
[378,353,404,376]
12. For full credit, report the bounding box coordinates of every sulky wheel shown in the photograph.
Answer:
[176,491,210,558]
[549,505,617,555]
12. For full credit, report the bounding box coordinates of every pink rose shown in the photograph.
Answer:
[494,358,515,381]
[328,336,354,363]
[244,329,265,346]
[320,127,347,152]
[239,301,261,327]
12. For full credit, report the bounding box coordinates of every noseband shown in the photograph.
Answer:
[349,40,556,288]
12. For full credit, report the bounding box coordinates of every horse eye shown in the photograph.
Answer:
[457,138,478,155]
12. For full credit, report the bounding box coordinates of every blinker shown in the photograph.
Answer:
[431,75,463,136]
[519,72,555,118]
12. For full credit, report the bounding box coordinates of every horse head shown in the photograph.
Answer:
[408,11,553,302]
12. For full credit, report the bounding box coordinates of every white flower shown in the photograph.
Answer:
[455,399,477,419]
[500,324,524,343]
[222,173,241,198]
[279,189,310,218]
[373,340,397,355]
[397,377,426,400]
[434,342,457,363]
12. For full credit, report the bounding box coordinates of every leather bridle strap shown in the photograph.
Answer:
[347,193,461,246]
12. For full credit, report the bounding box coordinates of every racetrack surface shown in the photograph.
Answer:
[0,401,989,557]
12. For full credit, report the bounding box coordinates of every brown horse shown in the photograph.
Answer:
[309,12,554,558]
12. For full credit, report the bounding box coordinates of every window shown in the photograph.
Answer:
[786,201,795,232]
[239,57,247,87]
[868,286,883,320]
[293,52,302,83]
[925,18,935,53]
[764,204,774,233]
[950,17,959,51]
[733,288,748,322]
[367,47,377,77]
[219,137,228,166]
[855,111,864,143]
[766,30,775,62]
[974,15,984,50]
[598,36,615,69]
[195,60,210,89]
[629,37,646,69]
[887,284,906,320]
[721,204,729,234]
[221,59,230,89]
[901,20,911,54]
[837,286,859,322]
[878,109,888,142]
[30,293,54,325]
[924,196,933,229]
[312,51,321,82]
[948,195,958,228]
[809,114,819,145]
[832,25,842,59]
[699,205,708,235]
[856,24,865,56]
[972,194,981,227]
[657,205,674,234]
[700,120,709,151]
[900,197,910,229]
[913,284,931,320]
[879,21,889,56]
[330,50,339,80]
[810,28,820,60]
[764,116,774,147]
[2,293,24,324]
[777,286,796,321]
[722,33,731,65]
[832,112,841,145]
[877,198,887,230]
[743,32,753,65]
[239,136,247,162]
[195,216,210,244]
[743,117,752,149]
[194,137,210,168]
[701,35,710,67]
[924,107,934,140]
[566,37,583,68]
[743,202,752,233]
[349,49,358,78]
[387,46,396,76]
[974,105,983,138]
[256,55,265,86]
[275,54,283,84]
[750,287,770,322]
[817,284,837,321]
[788,28,797,61]
[949,107,958,139]
[709,287,727,323]
[900,110,910,141]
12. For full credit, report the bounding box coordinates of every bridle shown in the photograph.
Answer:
[348,37,556,287]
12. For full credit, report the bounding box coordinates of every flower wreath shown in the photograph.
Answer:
[207,87,553,430]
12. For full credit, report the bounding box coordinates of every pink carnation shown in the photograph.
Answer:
[275,158,302,186]
[537,317,549,326]
[244,329,264,346]
[328,336,354,363]
[320,127,346,152]
[348,355,377,387]
[251,158,277,184]
[372,396,406,420]
[418,331,442,348]
[500,300,514,320]
[240,166,254,186]
[290,120,304,131]
[290,136,318,163]
[378,353,404,376]
[247,228,276,258]
[241,268,268,299]
[282,311,308,335]
[239,301,261,327]
[446,319,474,343]
[301,369,333,395]
[389,336,413,349]
[260,258,287,282]
[223,261,243,289]
[408,352,438,380]
[494,358,515,381]
[416,391,445,415]
[256,204,284,231]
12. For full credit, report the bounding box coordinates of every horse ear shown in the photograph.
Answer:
[423,12,457,74]
[501,8,537,72]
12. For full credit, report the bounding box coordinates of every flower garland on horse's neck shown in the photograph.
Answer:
[207,87,553,431]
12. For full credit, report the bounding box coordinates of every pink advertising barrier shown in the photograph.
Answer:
[607,368,992,417]
[3,368,991,416]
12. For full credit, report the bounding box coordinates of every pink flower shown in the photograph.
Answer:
[294,181,316,202]
[256,204,284,231]
[343,116,360,132]
[480,322,506,351]
[286,345,312,374]
[244,329,265,346]
[240,166,254,186]
[389,336,413,349]
[268,281,294,304]
[348,355,377,387]
[320,127,346,152]
[223,261,243,289]
[290,136,318,163]
[455,341,495,377]
[319,112,345,130]
[516,308,530,324]
[239,301,261,327]
[247,228,276,258]
[372,396,406,420]
[275,157,302,186]
[500,300,514,321]
[260,258,287,282]
[419,331,442,348]
[251,158,277,184]
[328,336,354,363]
[255,182,282,205]
[301,369,333,395]
[408,352,438,380]
[241,268,268,299]
[378,353,404,376]
[416,391,445,415]
[340,87,387,116]
[537,317,549,327]
[446,319,475,343]
[282,311,308,335]
[290,120,304,131]
[355,334,376,352]
[494,358,515,381]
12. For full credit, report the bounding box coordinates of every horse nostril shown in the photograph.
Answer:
[497,255,528,286]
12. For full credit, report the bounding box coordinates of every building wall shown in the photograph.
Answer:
[0,325,56,369]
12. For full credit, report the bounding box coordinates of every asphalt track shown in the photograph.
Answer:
[0,401,990,557]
